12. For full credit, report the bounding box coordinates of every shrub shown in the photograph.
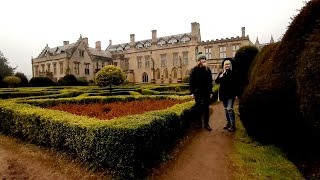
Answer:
[95,65,126,93]
[61,74,78,86]
[239,0,320,156]
[14,72,29,87]
[57,79,67,86]
[29,77,56,87]
[0,74,7,88]
[234,45,259,97]
[77,77,89,86]
[182,75,190,83]
[3,76,21,88]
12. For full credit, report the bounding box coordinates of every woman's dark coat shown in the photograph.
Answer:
[215,70,238,100]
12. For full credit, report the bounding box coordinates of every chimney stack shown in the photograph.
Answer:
[95,41,101,50]
[191,22,201,42]
[83,37,89,47]
[152,30,157,45]
[109,39,112,45]
[241,27,245,37]
[130,34,135,47]
[63,41,69,46]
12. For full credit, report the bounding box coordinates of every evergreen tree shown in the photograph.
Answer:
[0,51,15,77]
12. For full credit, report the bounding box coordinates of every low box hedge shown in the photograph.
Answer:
[0,96,194,179]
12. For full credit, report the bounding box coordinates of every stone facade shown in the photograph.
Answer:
[32,22,254,84]
[107,22,253,84]
[32,36,112,81]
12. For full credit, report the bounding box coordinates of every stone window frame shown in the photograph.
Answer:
[173,52,179,66]
[219,46,227,58]
[205,46,212,59]
[161,54,167,67]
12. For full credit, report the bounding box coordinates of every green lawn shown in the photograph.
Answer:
[231,108,305,180]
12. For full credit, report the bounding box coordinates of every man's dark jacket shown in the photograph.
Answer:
[189,66,213,97]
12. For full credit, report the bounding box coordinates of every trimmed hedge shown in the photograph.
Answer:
[239,0,320,156]
[0,97,194,179]
[0,91,59,99]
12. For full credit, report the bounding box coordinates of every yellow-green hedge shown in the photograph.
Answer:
[0,96,195,179]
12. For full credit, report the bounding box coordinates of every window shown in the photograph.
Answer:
[113,62,118,66]
[53,64,57,75]
[142,72,148,83]
[211,65,219,80]
[232,44,240,57]
[116,46,123,51]
[102,62,105,68]
[157,40,166,46]
[144,42,151,48]
[161,54,167,67]
[163,69,168,79]
[41,64,45,72]
[168,38,177,44]
[34,66,39,76]
[145,56,150,68]
[74,63,80,74]
[47,64,51,72]
[85,64,90,75]
[205,47,212,59]
[219,46,227,58]
[124,45,130,50]
[173,53,179,66]
[156,69,160,79]
[78,50,84,57]
[137,56,142,68]
[95,61,99,70]
[181,36,190,43]
[173,68,177,78]
[125,59,129,70]
[183,51,188,65]
[59,62,63,74]
[136,43,143,49]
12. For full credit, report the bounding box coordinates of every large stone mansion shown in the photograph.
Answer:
[32,22,254,84]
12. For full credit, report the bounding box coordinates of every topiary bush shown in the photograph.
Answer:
[77,77,89,86]
[295,28,320,145]
[29,77,56,87]
[234,45,259,97]
[95,65,126,94]
[3,76,21,88]
[182,75,190,83]
[239,0,320,157]
[14,72,29,87]
[61,74,78,86]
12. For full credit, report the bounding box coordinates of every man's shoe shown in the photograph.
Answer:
[228,126,236,132]
[204,125,212,131]
[223,123,231,130]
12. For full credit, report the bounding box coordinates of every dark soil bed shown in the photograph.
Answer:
[47,99,184,120]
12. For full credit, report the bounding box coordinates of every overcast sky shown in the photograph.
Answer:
[0,0,308,77]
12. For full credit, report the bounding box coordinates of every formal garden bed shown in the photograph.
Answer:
[0,93,196,179]
[47,99,184,120]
